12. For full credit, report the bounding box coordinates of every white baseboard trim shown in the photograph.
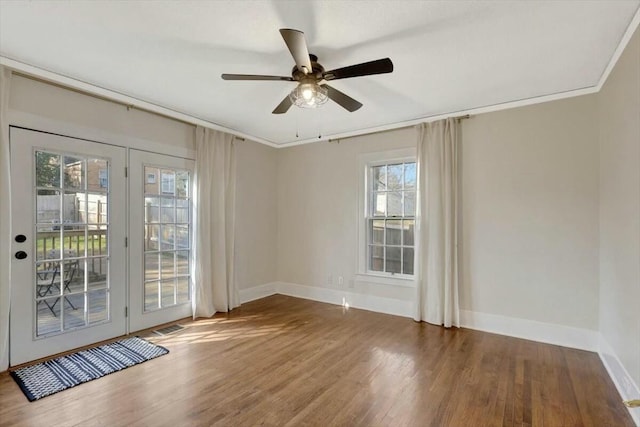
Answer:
[275,281,414,318]
[598,335,640,426]
[460,310,599,351]
[240,283,600,351]
[239,282,278,304]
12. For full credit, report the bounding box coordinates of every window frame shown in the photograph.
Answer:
[356,148,417,288]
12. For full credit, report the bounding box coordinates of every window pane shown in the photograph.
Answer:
[387,191,402,216]
[145,281,159,311]
[161,198,175,222]
[145,167,160,195]
[161,279,176,307]
[87,227,107,258]
[37,189,61,224]
[403,220,415,246]
[36,151,61,188]
[176,250,189,275]
[161,170,175,195]
[145,224,159,251]
[88,289,108,324]
[176,225,189,249]
[145,253,159,281]
[161,225,175,250]
[386,247,401,274]
[371,165,386,191]
[370,219,384,244]
[37,297,61,336]
[373,192,386,216]
[369,245,384,272]
[145,197,160,223]
[63,295,85,330]
[88,159,108,191]
[161,252,174,279]
[36,228,61,261]
[405,191,416,216]
[404,163,416,189]
[64,191,83,224]
[386,220,402,245]
[64,156,85,190]
[176,171,189,197]
[387,164,403,190]
[86,193,107,224]
[403,248,414,276]
[177,277,190,304]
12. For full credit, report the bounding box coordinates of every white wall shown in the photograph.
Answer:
[235,140,278,290]
[9,75,195,154]
[276,98,601,335]
[276,127,417,304]
[461,95,600,329]
[597,24,640,398]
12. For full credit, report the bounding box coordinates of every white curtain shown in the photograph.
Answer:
[193,126,238,318]
[0,66,12,370]
[414,118,460,327]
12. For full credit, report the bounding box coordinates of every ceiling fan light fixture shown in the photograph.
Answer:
[290,82,328,109]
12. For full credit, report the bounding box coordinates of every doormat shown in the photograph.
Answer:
[10,337,168,401]
[153,324,185,336]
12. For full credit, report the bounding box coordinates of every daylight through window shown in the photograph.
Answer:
[367,160,416,276]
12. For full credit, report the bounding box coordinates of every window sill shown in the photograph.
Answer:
[354,273,416,288]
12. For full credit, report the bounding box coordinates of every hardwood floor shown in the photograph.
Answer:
[0,295,633,426]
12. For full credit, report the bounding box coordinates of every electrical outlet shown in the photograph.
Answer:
[328,275,333,285]
[338,276,343,286]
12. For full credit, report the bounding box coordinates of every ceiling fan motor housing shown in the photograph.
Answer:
[292,54,325,82]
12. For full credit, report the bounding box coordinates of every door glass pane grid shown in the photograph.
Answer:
[34,150,110,338]
[143,165,191,312]
[367,161,416,276]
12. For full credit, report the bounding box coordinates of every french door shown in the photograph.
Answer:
[10,127,127,365]
[128,150,194,331]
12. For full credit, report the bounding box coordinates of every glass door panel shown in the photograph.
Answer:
[129,150,194,331]
[10,127,126,366]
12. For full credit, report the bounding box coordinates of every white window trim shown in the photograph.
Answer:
[357,147,417,288]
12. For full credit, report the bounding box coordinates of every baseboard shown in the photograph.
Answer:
[240,281,414,318]
[598,335,640,426]
[240,283,600,351]
[459,310,599,352]
[277,282,414,318]
[238,282,278,304]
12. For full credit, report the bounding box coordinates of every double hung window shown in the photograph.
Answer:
[366,157,416,277]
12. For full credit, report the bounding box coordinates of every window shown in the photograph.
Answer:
[160,170,175,194]
[98,169,108,188]
[359,150,416,279]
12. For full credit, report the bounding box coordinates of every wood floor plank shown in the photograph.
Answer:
[0,295,634,426]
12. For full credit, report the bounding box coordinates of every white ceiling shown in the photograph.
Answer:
[1,1,639,147]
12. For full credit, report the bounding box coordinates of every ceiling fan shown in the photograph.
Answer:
[221,29,394,114]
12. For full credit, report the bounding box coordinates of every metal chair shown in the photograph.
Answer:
[36,250,79,316]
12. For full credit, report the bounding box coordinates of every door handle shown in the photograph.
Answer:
[15,251,28,260]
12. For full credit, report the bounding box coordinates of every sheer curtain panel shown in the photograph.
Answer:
[0,66,12,370]
[193,126,238,318]
[414,118,460,327]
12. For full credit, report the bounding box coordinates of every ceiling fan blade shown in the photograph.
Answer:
[279,29,313,74]
[272,94,293,114]
[323,58,393,81]
[324,84,363,112]
[222,74,294,81]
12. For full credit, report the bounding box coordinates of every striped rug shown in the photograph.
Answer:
[10,337,169,401]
